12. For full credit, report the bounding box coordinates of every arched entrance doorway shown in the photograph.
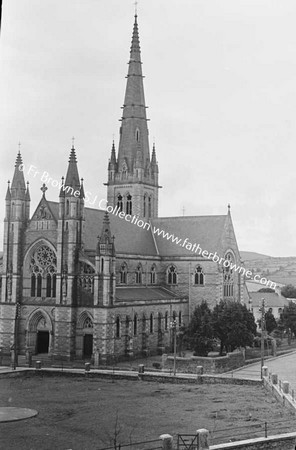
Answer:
[76,313,94,359]
[26,310,52,355]
[83,334,93,358]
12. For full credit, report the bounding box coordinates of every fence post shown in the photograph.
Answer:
[159,434,173,450]
[282,381,290,394]
[196,429,209,449]
[262,366,268,377]
[271,373,278,385]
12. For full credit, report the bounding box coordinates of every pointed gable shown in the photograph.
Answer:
[28,197,58,231]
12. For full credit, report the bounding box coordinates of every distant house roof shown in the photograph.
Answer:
[115,286,182,303]
[250,292,289,308]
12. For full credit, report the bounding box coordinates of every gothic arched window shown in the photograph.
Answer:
[126,194,132,215]
[46,274,51,297]
[150,313,154,333]
[37,274,42,297]
[135,264,142,284]
[117,194,123,212]
[165,312,168,330]
[120,263,127,284]
[223,252,234,298]
[31,274,36,297]
[143,194,147,217]
[136,128,140,142]
[148,196,152,217]
[116,316,120,338]
[134,314,138,336]
[150,265,156,284]
[83,317,93,328]
[30,245,57,298]
[194,265,204,285]
[167,265,177,285]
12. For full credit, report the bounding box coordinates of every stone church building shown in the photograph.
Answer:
[0,14,246,362]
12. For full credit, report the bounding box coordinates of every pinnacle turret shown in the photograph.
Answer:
[5,181,11,201]
[61,144,84,198]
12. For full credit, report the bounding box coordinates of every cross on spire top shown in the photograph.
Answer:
[18,142,21,152]
[72,136,75,149]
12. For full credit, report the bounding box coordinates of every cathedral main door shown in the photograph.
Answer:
[83,334,93,359]
[36,331,49,354]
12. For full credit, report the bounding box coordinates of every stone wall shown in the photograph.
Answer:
[210,433,296,449]
[162,350,245,374]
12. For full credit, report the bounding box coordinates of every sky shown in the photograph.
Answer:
[0,0,296,257]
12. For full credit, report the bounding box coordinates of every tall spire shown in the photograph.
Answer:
[11,151,26,200]
[117,13,150,173]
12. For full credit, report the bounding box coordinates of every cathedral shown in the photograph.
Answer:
[0,14,246,362]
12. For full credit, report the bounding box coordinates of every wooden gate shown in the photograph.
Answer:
[177,434,198,449]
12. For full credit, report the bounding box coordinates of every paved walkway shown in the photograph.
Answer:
[0,407,37,423]
[222,351,296,384]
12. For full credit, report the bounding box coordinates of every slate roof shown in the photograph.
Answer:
[84,208,157,255]
[32,202,229,258]
[250,292,289,308]
[115,286,181,302]
[151,215,228,257]
[47,201,59,220]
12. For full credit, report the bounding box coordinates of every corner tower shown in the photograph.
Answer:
[106,14,159,218]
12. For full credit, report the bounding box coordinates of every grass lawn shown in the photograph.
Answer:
[0,373,294,450]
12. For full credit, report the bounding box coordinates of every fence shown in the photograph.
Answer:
[98,438,163,450]
[209,418,296,445]
[98,417,296,450]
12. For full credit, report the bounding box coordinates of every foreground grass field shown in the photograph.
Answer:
[0,373,293,450]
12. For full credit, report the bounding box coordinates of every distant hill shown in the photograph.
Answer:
[240,251,271,261]
[241,251,296,287]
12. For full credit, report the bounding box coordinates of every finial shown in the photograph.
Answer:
[18,142,21,153]
[72,136,75,149]
[81,177,84,184]
[40,183,48,197]
[228,203,231,214]
[8,180,10,187]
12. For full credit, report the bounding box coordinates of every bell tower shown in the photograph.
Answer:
[106,14,160,218]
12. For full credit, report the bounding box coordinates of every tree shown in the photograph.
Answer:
[281,284,296,298]
[280,301,296,335]
[212,300,257,355]
[264,310,277,334]
[187,301,214,356]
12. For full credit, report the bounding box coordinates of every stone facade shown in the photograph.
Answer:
[0,14,246,362]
